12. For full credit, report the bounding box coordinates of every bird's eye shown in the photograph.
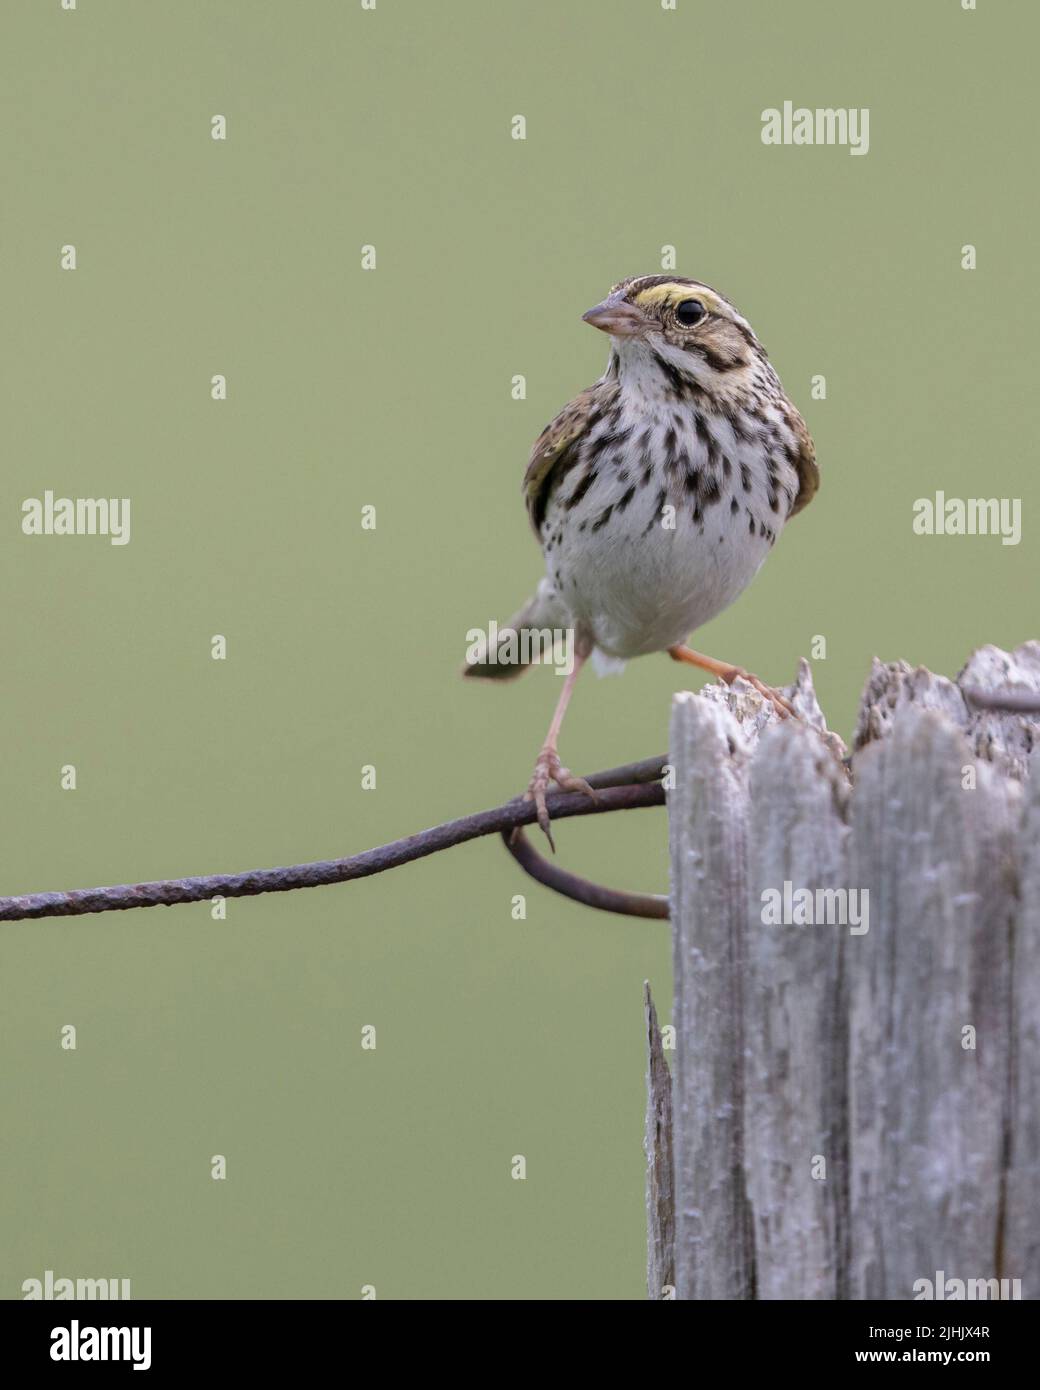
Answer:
[675,299,706,327]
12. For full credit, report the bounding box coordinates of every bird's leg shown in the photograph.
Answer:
[524,650,596,850]
[668,643,796,719]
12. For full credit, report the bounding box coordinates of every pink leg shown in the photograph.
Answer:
[668,643,796,718]
[523,651,596,848]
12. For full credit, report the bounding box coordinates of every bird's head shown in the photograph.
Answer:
[582,275,765,400]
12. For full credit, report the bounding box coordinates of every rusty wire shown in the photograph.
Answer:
[0,756,669,923]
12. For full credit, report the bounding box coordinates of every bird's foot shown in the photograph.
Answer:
[722,666,796,719]
[523,747,596,851]
[668,644,797,719]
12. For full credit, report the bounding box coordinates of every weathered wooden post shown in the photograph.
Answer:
[646,643,1040,1300]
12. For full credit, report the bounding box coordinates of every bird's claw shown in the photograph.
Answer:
[726,668,797,719]
[523,748,596,851]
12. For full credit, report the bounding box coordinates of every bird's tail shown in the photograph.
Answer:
[462,579,569,681]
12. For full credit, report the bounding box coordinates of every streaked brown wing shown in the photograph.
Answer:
[522,379,618,537]
[787,409,819,518]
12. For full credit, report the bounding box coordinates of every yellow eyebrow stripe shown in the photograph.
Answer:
[632,282,724,315]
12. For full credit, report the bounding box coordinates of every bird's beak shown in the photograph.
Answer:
[582,294,646,338]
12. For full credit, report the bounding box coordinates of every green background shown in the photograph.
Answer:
[1,0,1035,1300]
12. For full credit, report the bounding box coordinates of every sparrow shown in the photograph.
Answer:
[465,275,819,845]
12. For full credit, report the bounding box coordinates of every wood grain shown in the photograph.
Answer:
[655,642,1040,1300]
